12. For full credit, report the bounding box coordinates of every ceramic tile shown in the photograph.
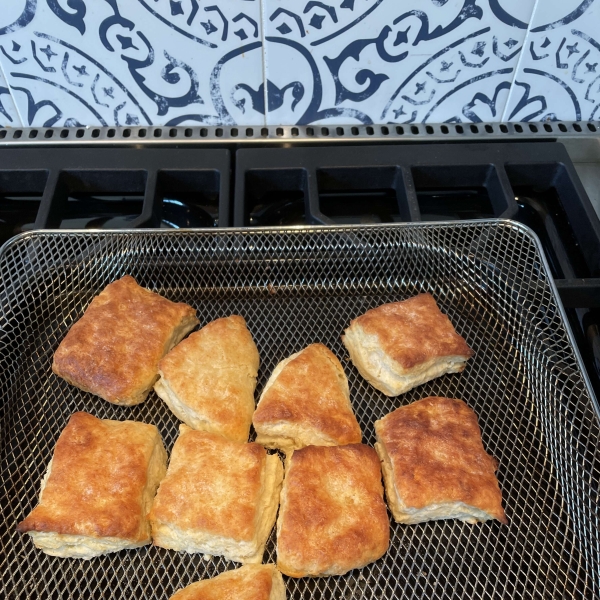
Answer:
[503,0,600,122]
[0,0,265,127]
[0,65,21,127]
[261,0,537,125]
[1,1,595,127]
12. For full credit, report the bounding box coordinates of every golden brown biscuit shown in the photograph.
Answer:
[52,275,199,406]
[149,427,283,564]
[276,444,389,577]
[374,396,507,525]
[169,564,286,600]
[342,293,474,396]
[155,316,259,442]
[17,411,167,559]
[252,343,362,454]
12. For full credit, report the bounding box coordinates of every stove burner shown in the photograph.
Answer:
[250,194,308,227]
[59,194,143,229]
[515,191,590,279]
[161,197,218,228]
[417,188,495,221]
[320,189,401,224]
[0,195,41,243]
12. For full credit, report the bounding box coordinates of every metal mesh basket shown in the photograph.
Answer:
[0,222,598,599]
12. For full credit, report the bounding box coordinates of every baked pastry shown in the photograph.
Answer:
[53,275,199,406]
[169,564,285,600]
[342,293,473,396]
[17,411,167,559]
[149,426,283,563]
[252,343,362,454]
[155,316,259,442]
[374,396,507,524]
[276,444,389,577]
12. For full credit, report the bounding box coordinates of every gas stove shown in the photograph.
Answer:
[0,121,600,600]
[0,121,599,402]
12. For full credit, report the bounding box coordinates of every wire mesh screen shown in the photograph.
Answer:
[0,222,598,600]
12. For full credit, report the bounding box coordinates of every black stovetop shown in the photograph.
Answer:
[0,141,598,398]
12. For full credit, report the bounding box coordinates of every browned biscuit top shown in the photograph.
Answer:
[17,411,162,540]
[347,293,473,370]
[169,565,277,600]
[52,275,198,404]
[149,429,267,542]
[277,444,389,577]
[253,343,361,446]
[375,396,507,523]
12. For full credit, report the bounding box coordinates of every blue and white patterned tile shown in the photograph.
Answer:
[503,0,600,122]
[0,0,265,127]
[0,64,22,127]
[261,0,537,125]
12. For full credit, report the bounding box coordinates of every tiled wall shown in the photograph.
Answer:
[0,0,598,128]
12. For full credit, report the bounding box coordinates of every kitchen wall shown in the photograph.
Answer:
[0,0,598,128]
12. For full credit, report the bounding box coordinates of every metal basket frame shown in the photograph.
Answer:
[0,221,598,599]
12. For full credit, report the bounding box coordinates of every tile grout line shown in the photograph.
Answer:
[0,59,24,127]
[259,0,269,128]
[500,0,542,122]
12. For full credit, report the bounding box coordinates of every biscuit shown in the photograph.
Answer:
[53,275,199,406]
[276,444,389,577]
[155,316,259,442]
[17,412,167,559]
[150,427,283,564]
[253,344,362,454]
[342,293,473,396]
[374,396,507,525]
[169,564,285,600]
